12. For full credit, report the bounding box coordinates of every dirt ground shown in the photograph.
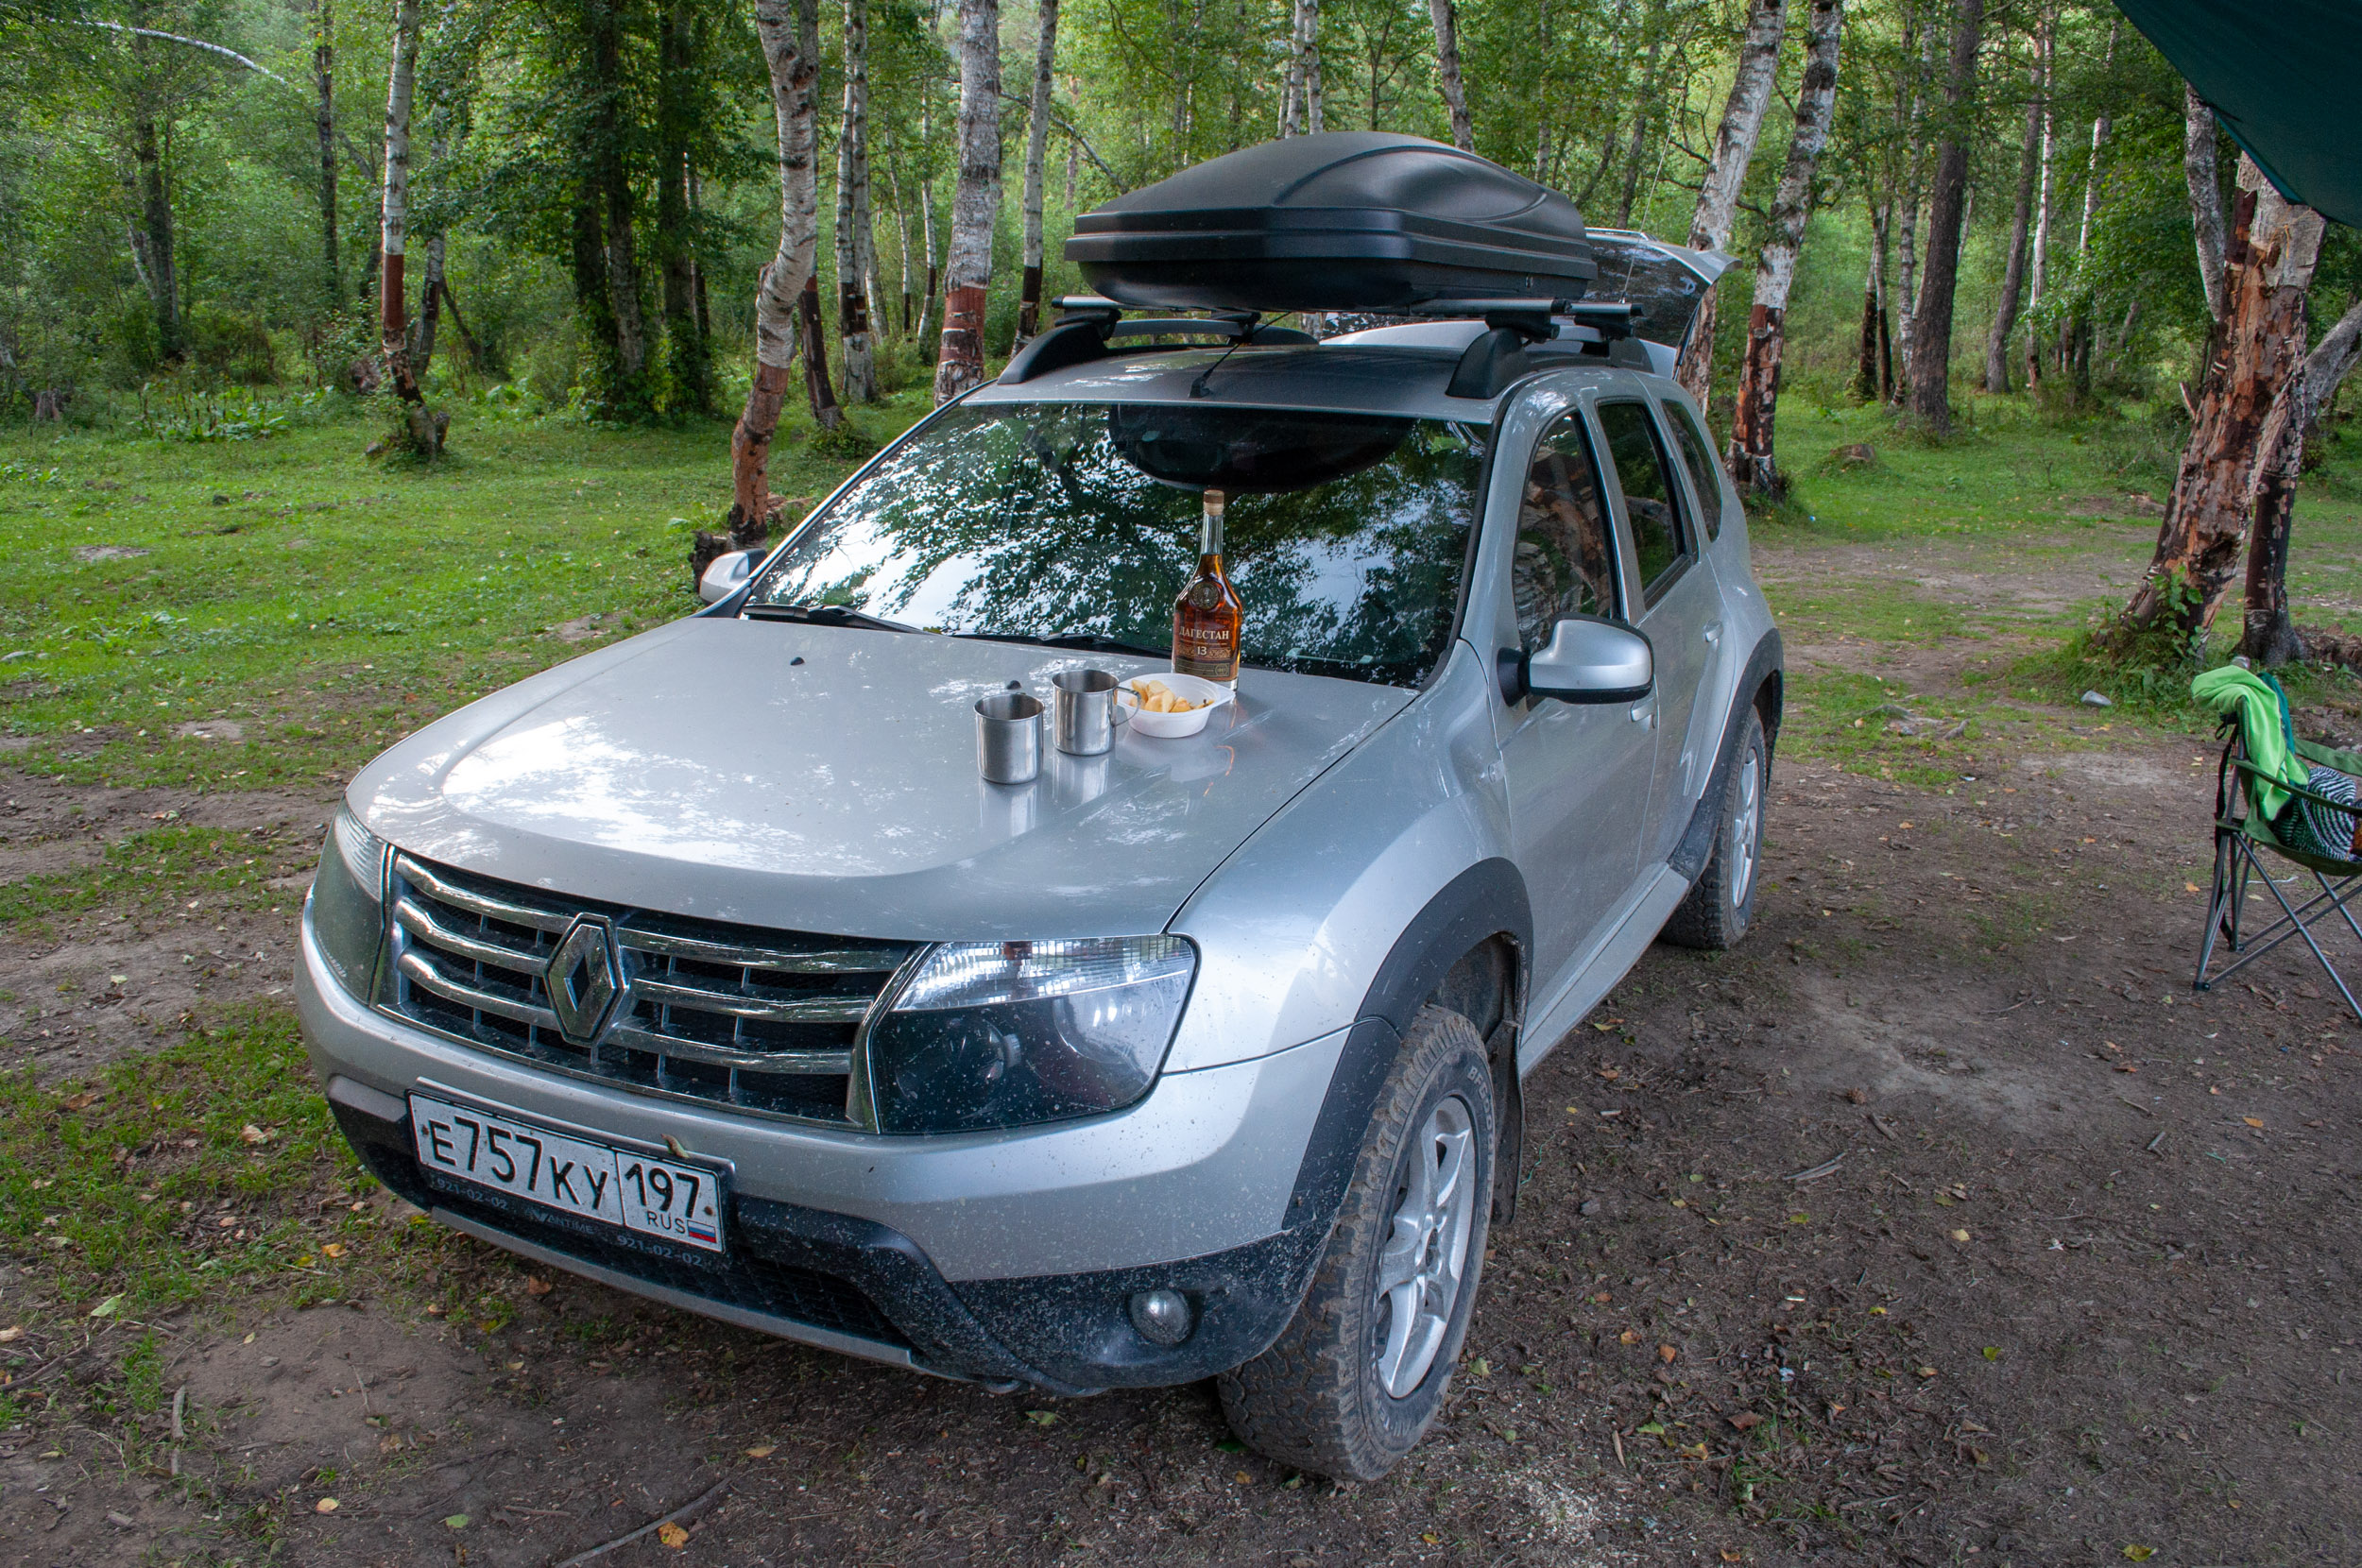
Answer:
[6,556,2359,1567]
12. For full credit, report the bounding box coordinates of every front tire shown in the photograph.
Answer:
[1662,707,1768,950]
[1217,1006,1496,1481]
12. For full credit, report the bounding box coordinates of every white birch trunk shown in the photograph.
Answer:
[2184,83,2227,323]
[378,0,421,399]
[1017,0,1060,342]
[727,0,823,547]
[1428,0,1473,152]
[933,0,1001,403]
[1673,0,1789,401]
[2076,21,2116,258]
[835,0,879,401]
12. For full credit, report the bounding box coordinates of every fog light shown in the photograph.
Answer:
[1127,1288,1195,1347]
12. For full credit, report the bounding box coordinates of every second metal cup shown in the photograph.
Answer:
[976,691,1044,784]
[1051,668,1125,756]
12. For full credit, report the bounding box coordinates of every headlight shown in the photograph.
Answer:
[861,936,1196,1133]
[310,807,389,1001]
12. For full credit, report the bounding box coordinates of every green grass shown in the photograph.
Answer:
[0,1006,363,1320]
[0,392,932,793]
[0,822,314,940]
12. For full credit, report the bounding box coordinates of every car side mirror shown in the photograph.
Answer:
[1513,616,1653,705]
[698,549,758,605]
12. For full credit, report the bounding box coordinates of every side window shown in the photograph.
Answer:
[1510,412,1620,653]
[1661,400,1726,542]
[1596,401,1689,605]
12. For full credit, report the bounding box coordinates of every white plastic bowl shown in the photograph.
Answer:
[1117,671,1234,739]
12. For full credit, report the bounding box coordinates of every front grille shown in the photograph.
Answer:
[385,853,915,1125]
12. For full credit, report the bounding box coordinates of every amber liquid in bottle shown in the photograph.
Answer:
[1172,488,1243,687]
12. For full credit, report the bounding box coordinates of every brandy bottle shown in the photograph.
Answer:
[1172,488,1243,686]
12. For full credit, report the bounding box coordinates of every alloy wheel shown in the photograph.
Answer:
[1370,1095,1477,1398]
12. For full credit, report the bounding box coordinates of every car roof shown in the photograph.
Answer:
[964,338,1669,422]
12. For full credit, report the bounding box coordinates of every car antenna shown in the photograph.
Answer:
[1189,312,1258,399]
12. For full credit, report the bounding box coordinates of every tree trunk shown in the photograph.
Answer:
[1904,0,1981,433]
[885,155,915,334]
[590,0,649,406]
[1017,0,1060,342]
[378,0,421,406]
[1675,0,1791,402]
[2024,9,2052,385]
[727,0,825,556]
[2242,297,2362,665]
[2075,22,2116,259]
[689,165,712,344]
[2116,156,2326,642]
[2184,84,2227,324]
[659,1,713,413]
[835,0,880,400]
[1612,3,1663,228]
[800,275,840,425]
[1984,45,2042,395]
[1728,0,1841,500]
[915,173,940,356]
[414,211,445,373]
[128,11,180,364]
[1428,0,1473,152]
[313,0,338,310]
[1853,243,1882,402]
[1280,0,1323,135]
[934,0,1002,404]
[1891,9,1932,403]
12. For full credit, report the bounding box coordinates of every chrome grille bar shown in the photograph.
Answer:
[631,975,871,1025]
[393,896,543,977]
[400,856,573,935]
[615,928,905,974]
[398,948,561,1032]
[604,1023,851,1075]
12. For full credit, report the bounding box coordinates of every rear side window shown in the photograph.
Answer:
[1661,400,1726,541]
[1510,412,1620,652]
[1595,401,1688,604]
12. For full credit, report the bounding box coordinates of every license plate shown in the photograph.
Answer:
[407,1093,725,1253]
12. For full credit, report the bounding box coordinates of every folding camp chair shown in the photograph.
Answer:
[2194,677,2362,1024]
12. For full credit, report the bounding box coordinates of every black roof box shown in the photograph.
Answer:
[1066,131,1598,315]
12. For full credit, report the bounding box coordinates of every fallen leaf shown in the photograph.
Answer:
[1983,1346,2002,1361]
[59,1091,99,1111]
[240,1124,272,1145]
[1234,1471,1254,1485]
[1596,1065,1620,1080]
[1024,1409,1059,1426]
[1590,1291,1612,1304]
[1729,1412,1763,1431]
[525,1276,554,1296]
[315,1498,339,1514]
[320,1242,348,1259]
[1657,1344,1678,1364]
[657,1522,690,1548]
[1635,1421,1666,1436]
[2243,1116,2264,1129]
[1618,1329,1640,1345]
[1950,1229,1972,1243]
[1916,1366,1938,1379]
[1788,1212,1811,1224]
[1470,1356,1491,1377]
[1677,1440,1708,1460]
[745,1444,777,1458]
[88,1293,123,1320]
[2123,1548,2155,1562]
[0,1326,21,1343]
[1723,1553,1745,1564]
[445,1514,471,1529]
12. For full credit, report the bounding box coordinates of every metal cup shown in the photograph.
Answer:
[1052,668,1125,756]
[975,691,1044,784]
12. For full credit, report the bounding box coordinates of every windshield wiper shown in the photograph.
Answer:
[742,603,916,633]
[950,630,1168,658]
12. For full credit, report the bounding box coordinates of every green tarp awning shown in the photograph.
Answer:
[2114,0,2362,228]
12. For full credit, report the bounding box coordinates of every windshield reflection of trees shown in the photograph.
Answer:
[752,404,1481,685]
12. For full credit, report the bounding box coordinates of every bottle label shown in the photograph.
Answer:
[1173,624,1239,682]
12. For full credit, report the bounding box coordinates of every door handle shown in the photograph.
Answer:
[1703,622,1722,646]
[1630,700,1654,726]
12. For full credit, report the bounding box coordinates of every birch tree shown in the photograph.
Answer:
[2183,85,2227,324]
[1902,0,1981,432]
[835,0,880,401]
[1725,0,1840,499]
[723,0,823,558]
[1281,0,1321,136]
[2242,297,2362,665]
[1983,38,2042,393]
[1674,0,1789,402]
[1016,0,1060,342]
[378,0,422,404]
[2114,155,2326,643]
[313,0,337,309]
[933,0,1001,403]
[1428,0,1472,152]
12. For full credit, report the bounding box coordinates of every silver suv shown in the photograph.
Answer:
[300,306,1779,1481]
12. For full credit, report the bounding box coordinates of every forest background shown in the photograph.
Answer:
[2,0,2359,663]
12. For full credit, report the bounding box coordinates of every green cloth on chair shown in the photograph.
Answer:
[2193,665,2306,819]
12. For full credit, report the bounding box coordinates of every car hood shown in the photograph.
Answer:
[350,617,1413,940]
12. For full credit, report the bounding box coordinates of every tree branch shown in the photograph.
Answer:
[73,20,293,88]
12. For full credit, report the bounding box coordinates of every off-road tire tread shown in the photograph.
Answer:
[1662,709,1767,951]
[1216,1005,1493,1481]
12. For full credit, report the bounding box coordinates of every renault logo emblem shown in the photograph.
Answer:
[545,917,625,1044]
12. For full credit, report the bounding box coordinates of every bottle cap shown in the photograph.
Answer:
[1203,487,1226,516]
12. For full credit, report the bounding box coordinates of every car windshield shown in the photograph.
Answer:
[743,401,1486,686]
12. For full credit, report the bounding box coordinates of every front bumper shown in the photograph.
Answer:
[300,906,1348,1392]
